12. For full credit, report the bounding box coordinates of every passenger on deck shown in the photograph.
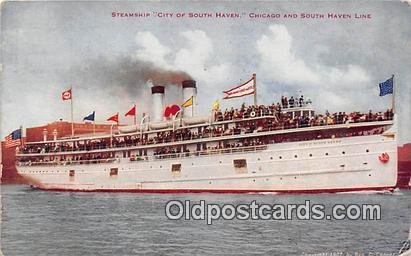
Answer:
[289,97,295,108]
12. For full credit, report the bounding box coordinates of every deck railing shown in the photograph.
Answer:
[18,116,392,155]
[17,145,268,167]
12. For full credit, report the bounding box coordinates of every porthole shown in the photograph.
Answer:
[253,180,256,182]
[294,155,298,158]
[368,174,371,177]
[366,149,369,153]
[280,177,283,180]
[342,151,345,154]
[258,158,260,161]
[294,176,297,179]
[270,157,273,160]
[309,154,312,157]
[279,156,282,159]
[325,153,329,156]
[219,161,222,164]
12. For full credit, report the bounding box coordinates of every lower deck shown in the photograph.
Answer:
[17,135,398,193]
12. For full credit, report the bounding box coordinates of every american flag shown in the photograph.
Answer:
[4,129,22,148]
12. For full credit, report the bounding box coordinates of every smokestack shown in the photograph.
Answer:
[182,80,197,118]
[151,85,165,122]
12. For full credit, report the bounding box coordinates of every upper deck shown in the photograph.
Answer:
[16,101,394,158]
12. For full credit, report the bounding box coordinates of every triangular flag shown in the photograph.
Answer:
[125,105,136,116]
[182,96,193,107]
[83,111,95,122]
[212,99,219,111]
[107,113,119,123]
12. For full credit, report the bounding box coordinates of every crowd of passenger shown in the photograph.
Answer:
[19,125,385,165]
[18,99,394,155]
[153,138,267,159]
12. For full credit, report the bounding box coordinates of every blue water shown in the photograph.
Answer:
[1,185,410,255]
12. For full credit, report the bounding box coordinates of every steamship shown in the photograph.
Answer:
[15,79,397,193]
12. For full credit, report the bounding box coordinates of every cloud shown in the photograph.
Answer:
[134,31,171,68]
[130,30,232,112]
[133,30,231,88]
[256,25,372,111]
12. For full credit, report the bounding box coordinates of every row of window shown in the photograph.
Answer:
[22,148,372,174]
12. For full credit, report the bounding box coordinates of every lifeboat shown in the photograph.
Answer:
[182,116,209,126]
[118,125,140,134]
[149,121,172,130]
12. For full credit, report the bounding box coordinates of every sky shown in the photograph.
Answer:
[1,1,410,144]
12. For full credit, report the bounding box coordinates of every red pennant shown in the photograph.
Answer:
[125,105,136,116]
[107,113,119,123]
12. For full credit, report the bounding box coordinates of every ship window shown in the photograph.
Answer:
[69,170,75,177]
[233,159,247,168]
[171,164,181,173]
[342,151,345,154]
[325,153,329,156]
[279,156,282,159]
[294,155,298,158]
[366,149,369,153]
[110,168,118,176]
[309,154,312,157]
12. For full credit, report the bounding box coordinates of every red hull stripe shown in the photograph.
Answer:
[33,186,395,194]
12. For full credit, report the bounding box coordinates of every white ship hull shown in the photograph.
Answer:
[17,134,397,193]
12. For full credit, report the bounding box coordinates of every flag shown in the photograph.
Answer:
[379,76,394,96]
[182,96,193,107]
[164,105,181,117]
[107,113,119,123]
[212,99,219,110]
[61,88,72,101]
[4,129,22,148]
[83,111,95,122]
[223,76,255,99]
[125,105,136,116]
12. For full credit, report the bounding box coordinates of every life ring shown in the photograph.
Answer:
[250,111,256,118]
[379,152,389,163]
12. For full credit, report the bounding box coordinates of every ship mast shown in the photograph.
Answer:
[253,73,257,106]
[392,74,395,114]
